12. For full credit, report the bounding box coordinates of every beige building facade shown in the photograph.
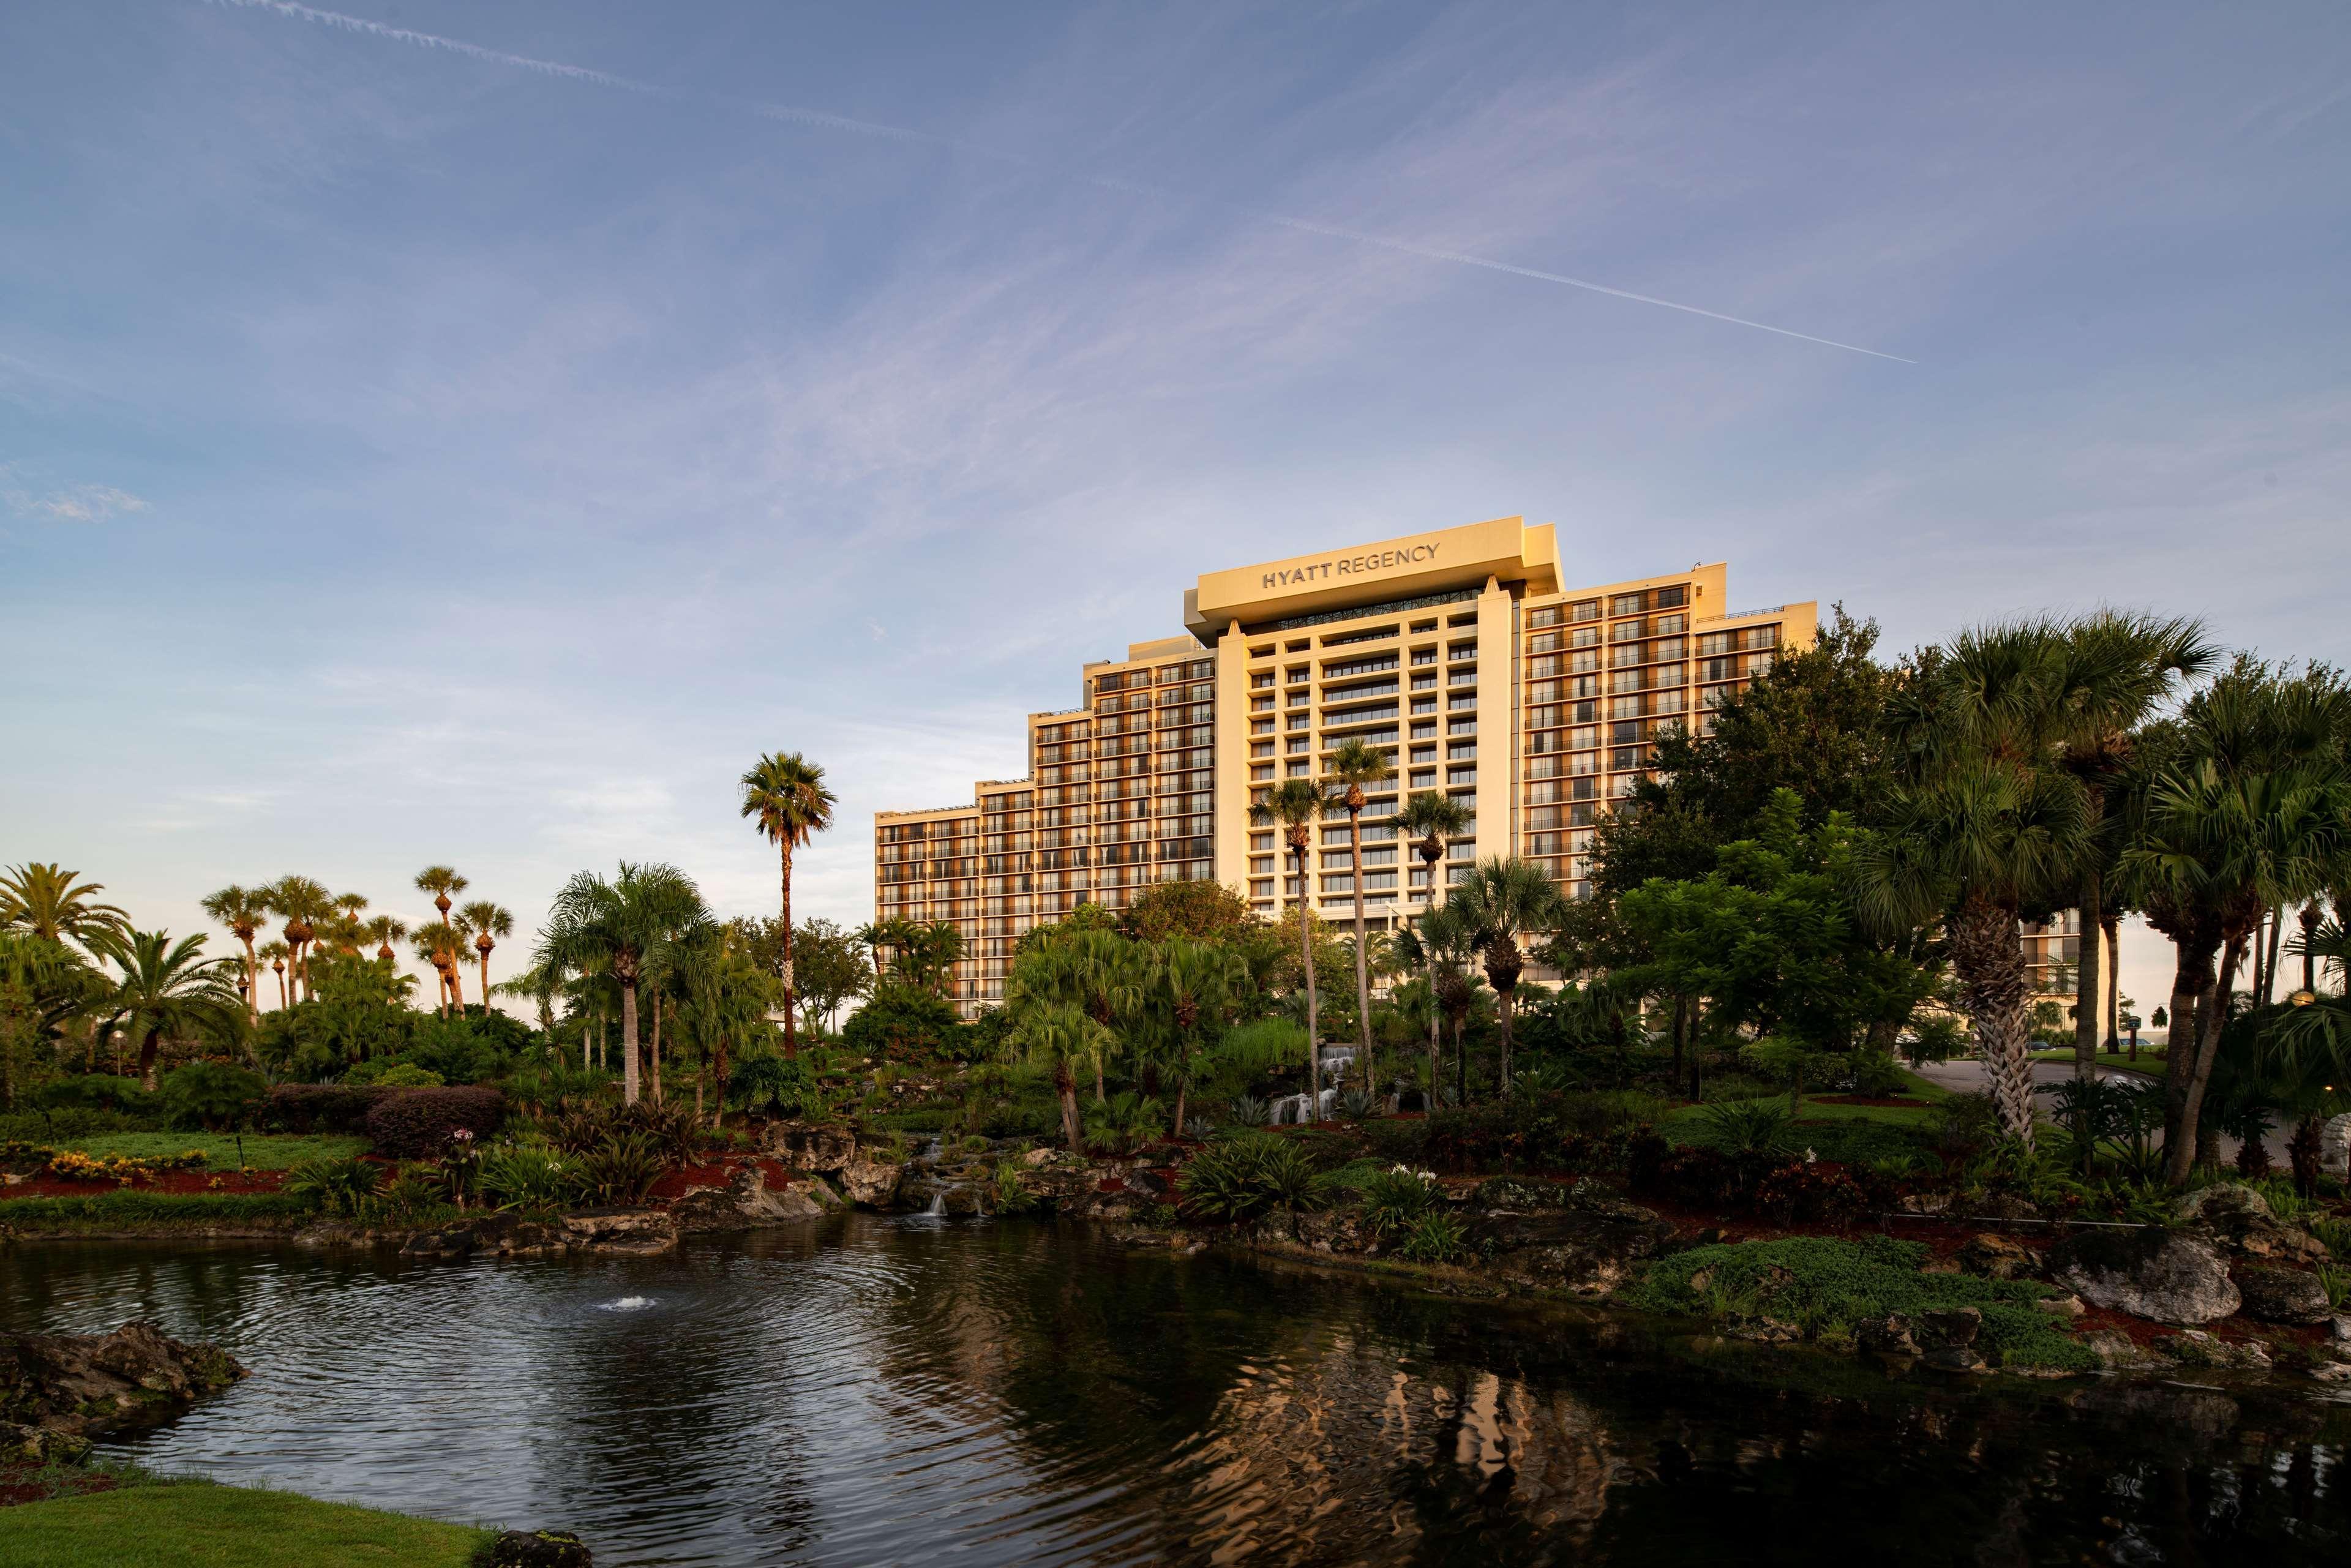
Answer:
[877,516,1817,1015]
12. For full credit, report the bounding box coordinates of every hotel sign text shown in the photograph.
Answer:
[1262,540,1439,590]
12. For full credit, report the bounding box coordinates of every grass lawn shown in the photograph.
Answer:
[0,1481,495,1567]
[50,1133,368,1171]
[2025,1049,2167,1079]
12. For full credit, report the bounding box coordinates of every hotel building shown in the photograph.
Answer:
[876,516,1817,1015]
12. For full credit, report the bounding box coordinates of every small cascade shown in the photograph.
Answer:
[924,1191,947,1217]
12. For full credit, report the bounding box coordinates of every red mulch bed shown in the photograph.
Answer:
[644,1154,795,1204]
[0,1462,118,1508]
[4,1168,287,1199]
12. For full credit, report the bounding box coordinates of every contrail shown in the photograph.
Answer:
[201,0,1913,364]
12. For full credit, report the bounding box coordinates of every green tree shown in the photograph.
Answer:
[1116,879,1254,943]
[1149,937,1246,1135]
[1449,857,1567,1099]
[789,917,871,1033]
[200,885,272,1027]
[536,861,710,1105]
[0,863,130,950]
[1251,778,1327,1114]
[85,929,246,1090]
[1004,1000,1108,1150]
[739,751,838,1058]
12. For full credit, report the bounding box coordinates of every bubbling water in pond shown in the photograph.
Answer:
[9,1218,2351,1566]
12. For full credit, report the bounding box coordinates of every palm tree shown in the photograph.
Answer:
[740,753,838,1059]
[363,914,409,963]
[1007,1000,1109,1150]
[1415,900,1483,1105]
[854,921,890,985]
[200,885,272,1026]
[1322,738,1395,1094]
[411,925,467,1016]
[413,867,467,1007]
[259,940,291,1010]
[84,929,246,1090]
[1448,857,1565,1100]
[2045,613,2216,1079]
[1397,790,1471,1093]
[1,863,129,949]
[2121,661,2350,1182]
[458,901,514,1011]
[1251,778,1327,1116]
[1153,937,1243,1136]
[1856,623,2092,1142]
[264,876,334,1004]
[536,861,709,1105]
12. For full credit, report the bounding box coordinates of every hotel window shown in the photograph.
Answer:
[1448,767,1476,785]
[1286,737,1310,754]
[1656,615,1686,636]
[1250,717,1273,734]
[1411,672,1438,691]
[1447,718,1475,735]
[1251,764,1273,781]
[1611,618,1645,643]
[1411,721,1436,740]
[1411,744,1436,762]
[1411,697,1436,715]
[1654,585,1687,609]
[1654,636,1685,661]
[1286,712,1310,729]
[1251,741,1273,759]
[1447,743,1477,760]
[1447,693,1475,710]
[1448,642,1477,661]
[1287,666,1310,683]
[1288,690,1310,707]
[1748,651,1776,677]
[1410,769,1436,789]
[1526,606,1561,629]
[1411,647,1438,665]
[1286,761,1310,778]
[1612,592,1646,615]
[1570,600,1600,621]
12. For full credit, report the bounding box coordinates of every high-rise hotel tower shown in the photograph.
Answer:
[876,516,1815,1015]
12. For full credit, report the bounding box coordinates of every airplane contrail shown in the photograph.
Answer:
[201,0,1914,364]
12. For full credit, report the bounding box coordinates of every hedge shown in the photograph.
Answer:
[0,1191,313,1229]
[265,1084,392,1134]
[362,1086,505,1158]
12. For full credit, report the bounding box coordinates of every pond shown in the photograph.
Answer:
[9,1215,2351,1566]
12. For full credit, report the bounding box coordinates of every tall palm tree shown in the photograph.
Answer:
[328,891,370,955]
[2046,613,2216,1079]
[200,885,272,1026]
[363,914,410,963]
[84,929,246,1090]
[264,876,334,1004]
[258,940,291,1010]
[1413,899,1483,1106]
[1448,857,1565,1100]
[740,752,838,1059]
[1322,738,1395,1095]
[2122,661,2351,1182]
[1397,790,1471,1092]
[413,868,468,1008]
[1252,778,1327,1115]
[1856,623,2091,1142]
[536,861,709,1105]
[411,925,467,1016]
[1,863,129,950]
[853,921,890,985]
[459,900,514,1011]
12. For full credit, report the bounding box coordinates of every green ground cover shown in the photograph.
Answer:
[0,1481,495,1567]
[0,1191,311,1230]
[47,1133,368,1170]
[2025,1049,2166,1078]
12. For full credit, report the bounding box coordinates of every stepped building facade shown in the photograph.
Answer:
[876,516,1815,1015]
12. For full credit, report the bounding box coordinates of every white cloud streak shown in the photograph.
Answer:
[197,0,1911,362]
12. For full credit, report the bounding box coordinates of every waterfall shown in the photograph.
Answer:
[924,1191,947,1217]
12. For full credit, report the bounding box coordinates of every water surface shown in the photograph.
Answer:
[8,1216,2351,1565]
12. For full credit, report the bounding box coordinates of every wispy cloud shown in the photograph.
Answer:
[0,467,150,522]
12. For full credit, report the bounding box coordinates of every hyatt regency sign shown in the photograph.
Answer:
[1261,540,1439,590]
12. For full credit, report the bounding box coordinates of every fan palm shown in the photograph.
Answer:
[1448,857,1565,1099]
[1323,738,1395,1093]
[362,914,409,963]
[411,925,468,1016]
[200,884,272,1025]
[1,863,129,950]
[1006,1000,1110,1150]
[1152,937,1245,1136]
[2045,613,2216,1078]
[740,752,838,1058]
[328,891,370,955]
[1401,899,1480,1106]
[536,861,710,1105]
[84,929,246,1090]
[264,876,334,1005]
[459,900,514,1009]
[1251,778,1327,1114]
[258,940,291,1010]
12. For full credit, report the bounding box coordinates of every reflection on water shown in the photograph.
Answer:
[7,1217,2351,1565]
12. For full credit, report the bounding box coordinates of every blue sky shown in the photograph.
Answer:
[4,1,2346,1011]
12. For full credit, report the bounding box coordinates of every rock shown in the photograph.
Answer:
[1472,1177,1567,1210]
[1283,1207,1371,1253]
[1918,1307,1982,1348]
[1920,1345,1989,1374]
[2235,1266,2334,1325]
[2046,1294,2087,1318]
[2331,1315,2351,1343]
[480,1529,593,1567]
[1979,1193,2041,1221]
[1022,1146,1056,1168]
[670,1165,829,1232]
[2177,1184,2330,1262]
[558,1209,678,1255]
[1899,1191,1953,1217]
[1958,1233,2042,1281]
[838,1154,905,1209]
[1120,1168,1173,1204]
[1726,1317,1802,1343]
[2309,1361,2351,1384]
[399,1226,475,1258]
[2083,1329,2155,1368]
[1857,1314,1919,1357]
[2048,1228,2240,1326]
[2323,1112,2351,1180]
[767,1123,860,1175]
[1471,1204,1675,1297]
[2151,1330,2271,1372]
[1,1423,92,1464]
[0,1322,245,1442]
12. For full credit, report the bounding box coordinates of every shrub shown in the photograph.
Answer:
[572,1131,664,1206]
[729,1055,816,1117]
[1624,1236,2093,1371]
[157,1063,271,1131]
[842,983,961,1060]
[377,1168,448,1220]
[266,1084,391,1135]
[1357,1166,1443,1239]
[1083,1092,1164,1156]
[362,1087,506,1160]
[1336,1088,1379,1121]
[39,1075,160,1120]
[1697,1099,1796,1156]
[1751,1161,1872,1225]
[1177,1134,1329,1223]
[1226,1095,1272,1128]
[1423,1090,1655,1176]
[284,1155,381,1216]
[2309,1216,2351,1261]
[1929,1093,2001,1163]
[1363,1118,1428,1166]
[478,1141,572,1209]
[367,1062,447,1089]
[0,1190,310,1229]
[991,1163,1038,1216]
[1847,1052,1910,1098]
[617,1100,700,1165]
[1397,1210,1469,1264]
